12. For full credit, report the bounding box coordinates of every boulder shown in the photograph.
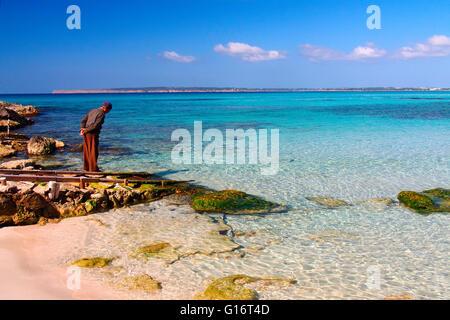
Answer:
[306,196,350,208]
[0,106,34,131]
[0,215,13,227]
[0,194,16,216]
[0,145,17,158]
[0,101,39,116]
[27,136,56,155]
[0,159,36,169]
[191,190,283,214]
[55,140,65,148]
[15,192,50,211]
[15,181,35,194]
[398,188,450,213]
[0,185,18,193]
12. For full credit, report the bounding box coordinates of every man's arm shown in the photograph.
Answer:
[84,113,105,133]
[81,114,88,129]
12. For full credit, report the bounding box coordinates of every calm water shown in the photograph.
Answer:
[2,92,449,299]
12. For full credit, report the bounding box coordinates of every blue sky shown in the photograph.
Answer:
[0,0,449,93]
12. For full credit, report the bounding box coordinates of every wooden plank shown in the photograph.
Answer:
[0,169,153,177]
[0,174,192,186]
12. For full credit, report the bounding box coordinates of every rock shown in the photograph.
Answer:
[191,190,283,214]
[0,145,17,158]
[358,198,395,208]
[129,242,180,263]
[15,181,36,194]
[0,184,18,193]
[33,184,50,196]
[0,194,17,216]
[84,200,97,213]
[115,275,161,292]
[69,144,83,152]
[15,192,50,211]
[0,101,39,116]
[56,203,76,217]
[12,210,38,225]
[195,274,295,300]
[306,196,350,208]
[0,106,34,131]
[0,215,13,227]
[59,183,79,192]
[71,257,115,268]
[27,136,56,155]
[398,189,450,213]
[0,159,35,169]
[38,216,48,226]
[54,140,65,148]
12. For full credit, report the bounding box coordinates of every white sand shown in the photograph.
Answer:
[0,221,121,300]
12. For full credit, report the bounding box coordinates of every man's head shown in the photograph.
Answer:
[101,101,112,114]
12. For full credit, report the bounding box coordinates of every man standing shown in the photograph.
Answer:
[80,101,112,172]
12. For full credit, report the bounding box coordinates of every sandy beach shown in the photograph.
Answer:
[0,216,123,300]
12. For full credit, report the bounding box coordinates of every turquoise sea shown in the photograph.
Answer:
[1,91,449,299]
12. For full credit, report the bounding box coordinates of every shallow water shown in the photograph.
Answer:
[1,91,449,299]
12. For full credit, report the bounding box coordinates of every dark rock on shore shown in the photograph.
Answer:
[27,136,57,155]
[0,145,17,158]
[0,106,34,132]
[0,169,285,227]
[0,101,39,117]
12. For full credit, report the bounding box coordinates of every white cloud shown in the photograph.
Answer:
[395,35,450,59]
[299,43,386,62]
[161,51,196,63]
[214,42,286,62]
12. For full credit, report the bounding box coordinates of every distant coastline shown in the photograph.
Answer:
[51,87,450,94]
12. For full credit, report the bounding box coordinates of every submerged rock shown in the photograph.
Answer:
[0,159,35,169]
[358,197,395,207]
[306,196,350,208]
[397,188,449,213]
[129,242,179,263]
[191,190,283,214]
[72,257,115,268]
[195,274,295,300]
[27,136,56,155]
[115,275,161,292]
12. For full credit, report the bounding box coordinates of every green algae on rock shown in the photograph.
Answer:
[306,196,350,208]
[129,242,179,262]
[191,190,282,214]
[398,189,450,213]
[115,275,161,292]
[88,182,113,189]
[195,274,295,300]
[84,199,97,213]
[72,257,115,268]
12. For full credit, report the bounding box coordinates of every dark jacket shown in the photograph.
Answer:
[81,108,105,135]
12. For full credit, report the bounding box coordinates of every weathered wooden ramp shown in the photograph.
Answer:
[0,169,191,189]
